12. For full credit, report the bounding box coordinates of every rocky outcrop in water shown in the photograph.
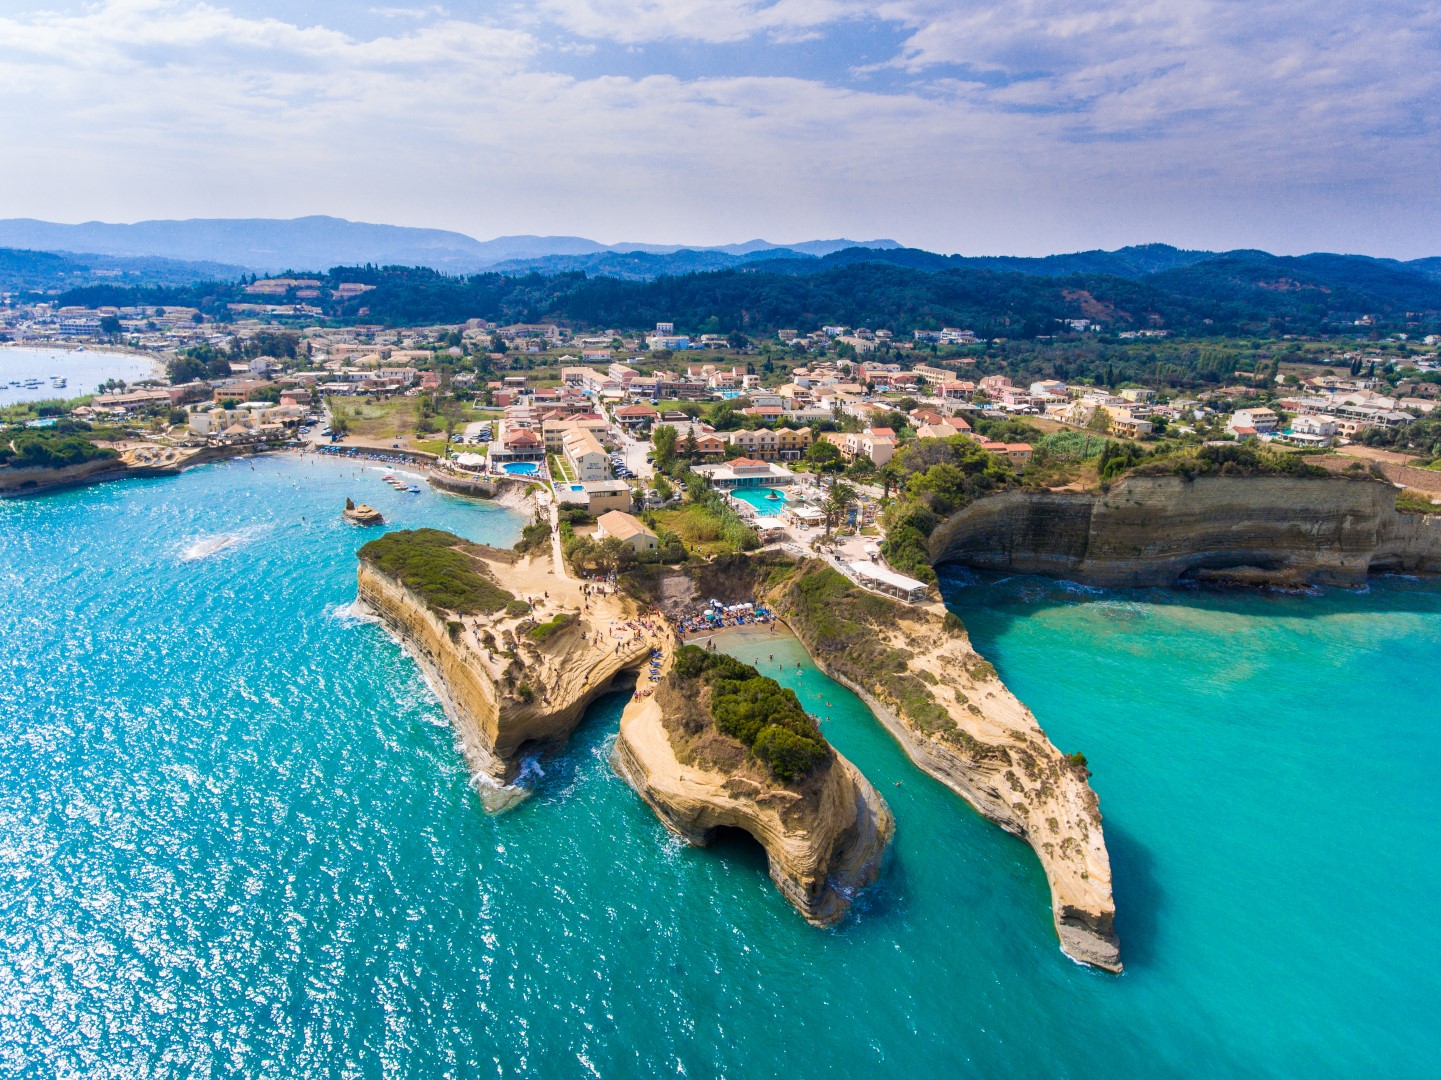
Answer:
[613,689,893,926]
[342,498,383,525]
[928,475,1441,587]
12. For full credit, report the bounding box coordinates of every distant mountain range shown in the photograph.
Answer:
[0,216,900,276]
[2,217,1439,340]
[1,216,1436,293]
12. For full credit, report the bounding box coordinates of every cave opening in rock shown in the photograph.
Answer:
[703,825,770,873]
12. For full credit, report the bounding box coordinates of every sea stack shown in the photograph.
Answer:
[613,645,893,926]
[343,498,384,525]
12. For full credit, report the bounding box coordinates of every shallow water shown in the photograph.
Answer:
[0,456,1436,1077]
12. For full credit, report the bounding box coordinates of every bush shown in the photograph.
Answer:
[514,520,551,554]
[357,529,516,615]
[527,612,577,642]
[671,645,829,783]
[0,430,117,470]
[1132,442,1329,480]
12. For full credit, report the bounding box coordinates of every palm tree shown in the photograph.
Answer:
[823,480,858,537]
[876,462,901,500]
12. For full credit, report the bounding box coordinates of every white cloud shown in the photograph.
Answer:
[370,5,447,18]
[532,0,874,45]
[0,0,1436,256]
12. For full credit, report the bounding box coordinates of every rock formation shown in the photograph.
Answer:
[766,567,1121,971]
[928,474,1441,587]
[613,665,893,926]
[342,498,383,525]
[356,534,653,807]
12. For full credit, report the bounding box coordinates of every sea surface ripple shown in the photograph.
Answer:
[0,455,1437,1078]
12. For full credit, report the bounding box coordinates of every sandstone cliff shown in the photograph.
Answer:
[613,691,893,927]
[357,550,653,806]
[0,456,128,496]
[769,567,1121,971]
[928,474,1441,587]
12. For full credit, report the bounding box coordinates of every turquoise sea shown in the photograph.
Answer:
[1,454,1437,1077]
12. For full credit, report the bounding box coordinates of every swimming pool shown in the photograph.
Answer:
[729,486,789,516]
[502,462,540,476]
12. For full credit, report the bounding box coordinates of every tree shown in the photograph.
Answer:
[822,480,858,536]
[876,461,902,500]
[806,439,843,473]
[652,423,679,468]
[442,404,464,453]
[98,315,122,337]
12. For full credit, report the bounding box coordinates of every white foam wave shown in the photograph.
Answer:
[324,599,379,626]
[177,525,269,562]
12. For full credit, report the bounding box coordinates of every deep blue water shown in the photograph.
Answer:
[0,455,1436,1077]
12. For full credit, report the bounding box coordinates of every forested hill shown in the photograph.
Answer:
[47,251,1441,338]
[0,247,245,291]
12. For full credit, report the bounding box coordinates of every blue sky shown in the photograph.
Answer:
[1,0,1439,257]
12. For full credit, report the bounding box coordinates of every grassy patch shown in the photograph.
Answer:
[649,505,751,556]
[358,528,515,615]
[1396,490,1441,515]
[527,611,578,642]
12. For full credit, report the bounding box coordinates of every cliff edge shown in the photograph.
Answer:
[768,563,1121,971]
[928,474,1441,587]
[355,529,654,805]
[613,646,893,926]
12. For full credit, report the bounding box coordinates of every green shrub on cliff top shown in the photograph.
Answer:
[358,528,515,616]
[0,428,117,469]
[672,645,828,783]
[1132,441,1328,480]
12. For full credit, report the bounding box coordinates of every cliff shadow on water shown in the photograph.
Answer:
[925,475,1441,590]
[936,563,1441,641]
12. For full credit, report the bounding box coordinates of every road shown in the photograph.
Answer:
[540,489,570,580]
[608,417,654,480]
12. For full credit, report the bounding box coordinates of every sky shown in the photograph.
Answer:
[1,0,1439,257]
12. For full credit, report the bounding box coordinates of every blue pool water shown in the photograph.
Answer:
[1,457,1436,1076]
[501,461,539,476]
[729,485,789,516]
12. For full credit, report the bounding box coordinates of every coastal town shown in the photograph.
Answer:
[5,291,1440,599]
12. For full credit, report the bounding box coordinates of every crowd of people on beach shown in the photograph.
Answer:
[311,445,425,468]
[675,599,777,640]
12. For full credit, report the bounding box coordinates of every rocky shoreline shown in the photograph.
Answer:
[612,691,893,926]
[631,558,1122,971]
[0,441,267,497]
[928,474,1441,587]
[356,551,653,806]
